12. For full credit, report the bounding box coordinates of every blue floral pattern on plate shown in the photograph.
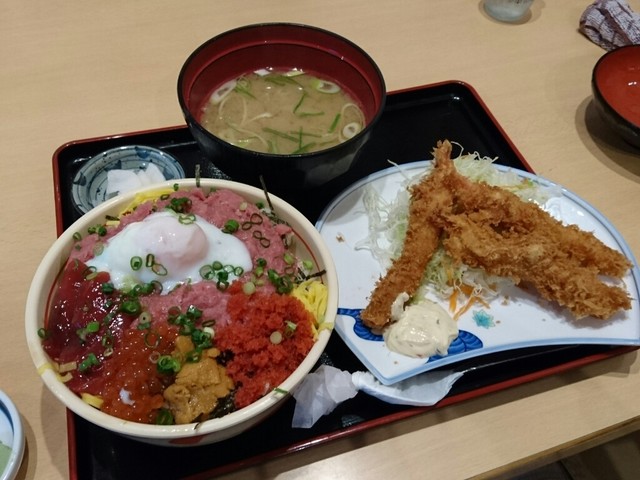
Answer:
[338,308,484,361]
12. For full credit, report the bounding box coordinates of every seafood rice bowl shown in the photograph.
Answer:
[25,178,337,446]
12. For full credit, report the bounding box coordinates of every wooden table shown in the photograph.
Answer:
[3,1,640,478]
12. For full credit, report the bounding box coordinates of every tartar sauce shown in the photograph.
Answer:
[383,293,458,358]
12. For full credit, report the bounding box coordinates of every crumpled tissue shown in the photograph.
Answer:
[579,0,640,50]
[291,365,464,428]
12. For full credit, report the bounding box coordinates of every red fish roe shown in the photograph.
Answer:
[88,322,179,424]
[216,283,316,408]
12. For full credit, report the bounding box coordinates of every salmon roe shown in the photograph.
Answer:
[87,322,178,424]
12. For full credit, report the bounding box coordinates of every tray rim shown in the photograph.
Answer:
[64,345,638,480]
[51,80,636,479]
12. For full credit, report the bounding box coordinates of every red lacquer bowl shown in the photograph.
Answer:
[592,45,640,148]
[177,23,386,197]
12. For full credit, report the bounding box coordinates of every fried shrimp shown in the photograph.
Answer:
[361,140,632,328]
[360,141,455,330]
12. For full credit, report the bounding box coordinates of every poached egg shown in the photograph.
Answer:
[87,210,252,293]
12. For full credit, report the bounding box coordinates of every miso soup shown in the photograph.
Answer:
[200,69,366,155]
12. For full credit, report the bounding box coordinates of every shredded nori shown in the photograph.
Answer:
[209,391,237,419]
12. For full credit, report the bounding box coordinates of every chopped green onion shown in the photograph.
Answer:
[270,331,283,344]
[37,328,49,340]
[166,197,191,213]
[293,92,307,114]
[242,281,256,295]
[101,331,114,348]
[223,219,240,233]
[191,329,212,350]
[144,330,161,348]
[130,256,143,271]
[83,266,98,280]
[120,299,142,316]
[157,355,181,374]
[78,353,100,372]
[185,349,202,363]
[233,79,256,99]
[216,270,229,283]
[252,230,270,247]
[101,282,115,294]
[135,281,161,295]
[137,311,152,330]
[199,264,215,280]
[179,322,194,336]
[262,127,299,143]
[88,224,107,236]
[151,263,168,276]
[312,79,340,94]
[149,280,163,294]
[102,312,115,327]
[72,232,82,241]
[284,320,297,337]
[86,321,100,333]
[179,213,196,225]
[155,408,174,425]
[342,122,361,139]
[186,305,202,319]
[267,269,294,294]
[328,113,341,133]
[167,306,181,321]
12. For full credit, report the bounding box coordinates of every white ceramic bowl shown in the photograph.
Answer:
[0,390,25,480]
[71,145,185,214]
[26,178,337,446]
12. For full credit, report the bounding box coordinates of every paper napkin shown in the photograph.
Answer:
[291,365,465,428]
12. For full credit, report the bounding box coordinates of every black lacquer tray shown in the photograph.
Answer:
[53,81,635,480]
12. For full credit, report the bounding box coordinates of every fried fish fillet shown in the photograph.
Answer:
[361,140,632,329]
[359,141,455,330]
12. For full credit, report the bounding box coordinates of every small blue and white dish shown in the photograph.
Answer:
[0,389,24,480]
[71,145,185,214]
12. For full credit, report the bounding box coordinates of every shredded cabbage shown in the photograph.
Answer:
[355,144,559,315]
